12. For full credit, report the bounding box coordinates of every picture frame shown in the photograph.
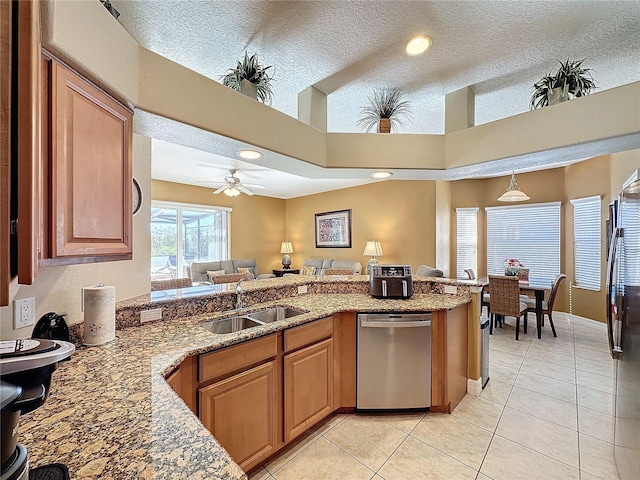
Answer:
[314,209,352,248]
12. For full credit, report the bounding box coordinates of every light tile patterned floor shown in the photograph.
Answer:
[249,314,624,480]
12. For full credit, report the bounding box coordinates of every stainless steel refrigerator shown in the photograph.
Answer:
[607,168,640,479]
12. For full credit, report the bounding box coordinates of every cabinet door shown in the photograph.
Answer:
[199,361,277,471]
[47,59,132,259]
[166,368,181,394]
[284,338,334,442]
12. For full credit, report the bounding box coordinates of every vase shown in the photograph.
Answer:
[240,79,258,100]
[504,267,519,276]
[547,86,570,106]
[377,118,391,134]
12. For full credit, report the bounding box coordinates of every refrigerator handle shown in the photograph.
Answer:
[606,227,622,359]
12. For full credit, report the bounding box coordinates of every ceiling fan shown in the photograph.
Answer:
[199,169,265,197]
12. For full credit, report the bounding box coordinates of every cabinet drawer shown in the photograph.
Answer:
[199,334,277,384]
[284,316,333,353]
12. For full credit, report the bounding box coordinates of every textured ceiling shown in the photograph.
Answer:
[112,0,640,197]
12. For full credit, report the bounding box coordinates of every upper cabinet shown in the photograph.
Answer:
[40,53,133,264]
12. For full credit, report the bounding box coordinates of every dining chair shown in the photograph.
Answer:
[521,273,566,338]
[465,269,491,316]
[488,275,528,340]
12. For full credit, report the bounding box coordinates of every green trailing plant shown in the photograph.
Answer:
[357,87,411,132]
[221,51,274,105]
[530,58,596,109]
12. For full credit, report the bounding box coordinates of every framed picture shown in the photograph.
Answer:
[315,209,352,248]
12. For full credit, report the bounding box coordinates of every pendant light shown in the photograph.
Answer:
[498,171,530,202]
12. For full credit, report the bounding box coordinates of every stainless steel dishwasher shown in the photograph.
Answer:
[357,312,432,410]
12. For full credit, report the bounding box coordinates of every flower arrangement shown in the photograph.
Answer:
[503,258,525,276]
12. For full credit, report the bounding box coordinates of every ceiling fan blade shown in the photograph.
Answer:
[242,182,266,189]
[237,185,255,196]
[196,180,226,186]
[213,185,228,194]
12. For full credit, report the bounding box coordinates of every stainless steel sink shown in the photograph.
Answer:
[246,306,306,323]
[200,316,262,335]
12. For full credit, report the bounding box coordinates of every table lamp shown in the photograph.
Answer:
[280,241,293,269]
[363,240,383,272]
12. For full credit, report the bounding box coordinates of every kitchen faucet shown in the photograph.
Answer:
[234,279,245,309]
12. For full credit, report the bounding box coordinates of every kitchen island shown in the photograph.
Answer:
[19,277,475,479]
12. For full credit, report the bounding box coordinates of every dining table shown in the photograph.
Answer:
[480,276,554,339]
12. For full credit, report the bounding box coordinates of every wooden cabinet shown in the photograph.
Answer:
[1,0,40,306]
[431,305,468,413]
[165,355,197,414]
[199,361,278,471]
[40,53,133,264]
[198,334,280,471]
[284,338,333,442]
[282,316,334,442]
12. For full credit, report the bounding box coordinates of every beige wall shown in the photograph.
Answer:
[285,181,437,271]
[450,169,568,312]
[0,135,152,339]
[151,181,286,276]
[564,156,610,321]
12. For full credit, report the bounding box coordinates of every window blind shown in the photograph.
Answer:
[486,202,561,280]
[571,195,601,290]
[456,208,478,278]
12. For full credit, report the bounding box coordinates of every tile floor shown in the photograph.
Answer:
[248,313,627,480]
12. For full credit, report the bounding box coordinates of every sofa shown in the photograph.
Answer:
[187,259,276,283]
[415,265,444,277]
[301,258,362,275]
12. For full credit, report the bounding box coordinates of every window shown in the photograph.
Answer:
[456,208,478,278]
[151,201,230,280]
[571,195,601,290]
[486,202,561,280]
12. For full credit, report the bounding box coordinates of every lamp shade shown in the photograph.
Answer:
[363,240,383,257]
[498,172,530,202]
[280,241,294,254]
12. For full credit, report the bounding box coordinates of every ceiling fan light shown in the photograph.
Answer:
[405,35,432,56]
[224,187,241,197]
[237,149,262,160]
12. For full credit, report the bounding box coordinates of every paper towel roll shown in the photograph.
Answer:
[83,285,116,346]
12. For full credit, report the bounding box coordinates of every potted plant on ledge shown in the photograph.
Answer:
[221,51,275,105]
[357,87,411,133]
[530,58,596,109]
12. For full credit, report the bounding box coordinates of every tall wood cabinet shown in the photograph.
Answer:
[40,54,133,263]
[1,0,40,306]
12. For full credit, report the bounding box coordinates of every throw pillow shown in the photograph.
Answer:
[206,270,227,281]
[236,267,255,280]
[300,265,316,275]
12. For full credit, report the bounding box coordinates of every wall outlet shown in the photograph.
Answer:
[297,285,308,294]
[444,285,458,295]
[14,297,36,329]
[140,308,163,323]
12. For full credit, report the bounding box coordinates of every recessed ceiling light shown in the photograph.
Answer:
[405,35,432,56]
[237,149,262,160]
[371,171,393,179]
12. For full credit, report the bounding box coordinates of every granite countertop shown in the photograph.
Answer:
[20,290,470,480]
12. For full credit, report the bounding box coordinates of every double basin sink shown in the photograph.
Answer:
[200,306,306,335]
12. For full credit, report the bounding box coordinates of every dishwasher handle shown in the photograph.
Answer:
[360,319,432,328]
